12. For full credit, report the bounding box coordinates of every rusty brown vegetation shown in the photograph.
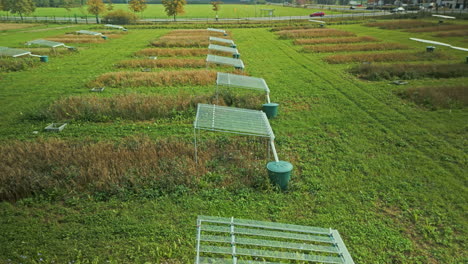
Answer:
[365,20,436,29]
[88,69,218,87]
[135,48,207,57]
[0,136,273,201]
[397,86,468,109]
[324,51,454,64]
[116,58,206,68]
[277,28,356,39]
[41,92,263,121]
[294,36,379,45]
[303,43,409,53]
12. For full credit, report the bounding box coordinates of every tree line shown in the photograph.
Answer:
[0,0,223,22]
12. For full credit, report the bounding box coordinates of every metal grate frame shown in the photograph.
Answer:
[206,55,244,69]
[195,216,355,264]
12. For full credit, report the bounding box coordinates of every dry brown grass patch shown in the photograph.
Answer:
[116,58,206,68]
[324,51,454,64]
[304,43,409,53]
[43,92,263,121]
[277,28,356,39]
[365,20,435,29]
[0,23,39,30]
[432,30,468,37]
[151,37,209,48]
[166,29,227,37]
[135,48,207,57]
[294,36,379,45]
[397,86,468,109]
[406,24,467,33]
[0,136,274,200]
[45,35,105,43]
[88,69,217,88]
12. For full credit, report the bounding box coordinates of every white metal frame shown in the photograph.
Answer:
[193,104,278,163]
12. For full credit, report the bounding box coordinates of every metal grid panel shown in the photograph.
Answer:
[105,24,125,30]
[76,30,102,36]
[25,39,65,48]
[0,46,31,57]
[195,216,355,264]
[207,28,226,34]
[217,73,269,93]
[206,55,244,69]
[209,44,239,55]
[194,104,274,139]
[209,37,234,45]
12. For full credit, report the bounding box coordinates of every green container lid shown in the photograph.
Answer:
[40,56,48,63]
[267,161,293,190]
[267,161,293,173]
[262,103,279,119]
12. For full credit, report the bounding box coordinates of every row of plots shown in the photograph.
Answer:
[193,28,355,264]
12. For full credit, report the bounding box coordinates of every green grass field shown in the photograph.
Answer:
[0,18,467,263]
[0,4,342,19]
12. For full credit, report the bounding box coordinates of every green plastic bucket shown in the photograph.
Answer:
[231,44,237,48]
[267,161,293,190]
[233,53,240,59]
[262,103,279,119]
[102,36,108,40]
[40,56,48,63]
[426,46,435,52]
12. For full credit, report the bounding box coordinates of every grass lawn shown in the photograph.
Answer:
[0,4,344,19]
[0,19,467,263]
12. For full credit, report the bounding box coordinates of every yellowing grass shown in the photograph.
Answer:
[324,51,454,64]
[89,69,217,87]
[277,28,355,39]
[365,20,435,29]
[116,58,206,68]
[294,36,379,45]
[303,43,409,53]
[0,23,39,30]
[135,48,207,57]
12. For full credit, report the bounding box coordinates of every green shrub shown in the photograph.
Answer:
[103,10,137,25]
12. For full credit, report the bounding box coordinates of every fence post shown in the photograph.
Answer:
[85,16,88,24]
[75,14,78,24]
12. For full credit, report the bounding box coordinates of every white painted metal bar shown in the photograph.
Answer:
[195,216,355,264]
[76,30,103,36]
[209,37,234,45]
[206,55,244,69]
[207,28,226,34]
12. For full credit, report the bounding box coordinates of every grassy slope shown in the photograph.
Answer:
[0,23,466,263]
[0,4,343,19]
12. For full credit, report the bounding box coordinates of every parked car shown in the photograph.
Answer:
[390,7,405,12]
[310,12,325,17]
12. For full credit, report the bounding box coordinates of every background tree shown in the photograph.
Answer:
[87,0,106,24]
[211,1,222,15]
[106,0,114,11]
[162,0,186,21]
[2,0,36,21]
[128,0,147,15]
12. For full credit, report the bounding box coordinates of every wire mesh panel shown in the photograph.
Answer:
[208,28,227,34]
[195,216,355,264]
[105,24,125,30]
[76,30,102,36]
[194,104,273,138]
[209,37,234,45]
[0,46,32,57]
[209,44,239,55]
[25,39,66,48]
[206,55,244,69]
[217,73,269,93]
